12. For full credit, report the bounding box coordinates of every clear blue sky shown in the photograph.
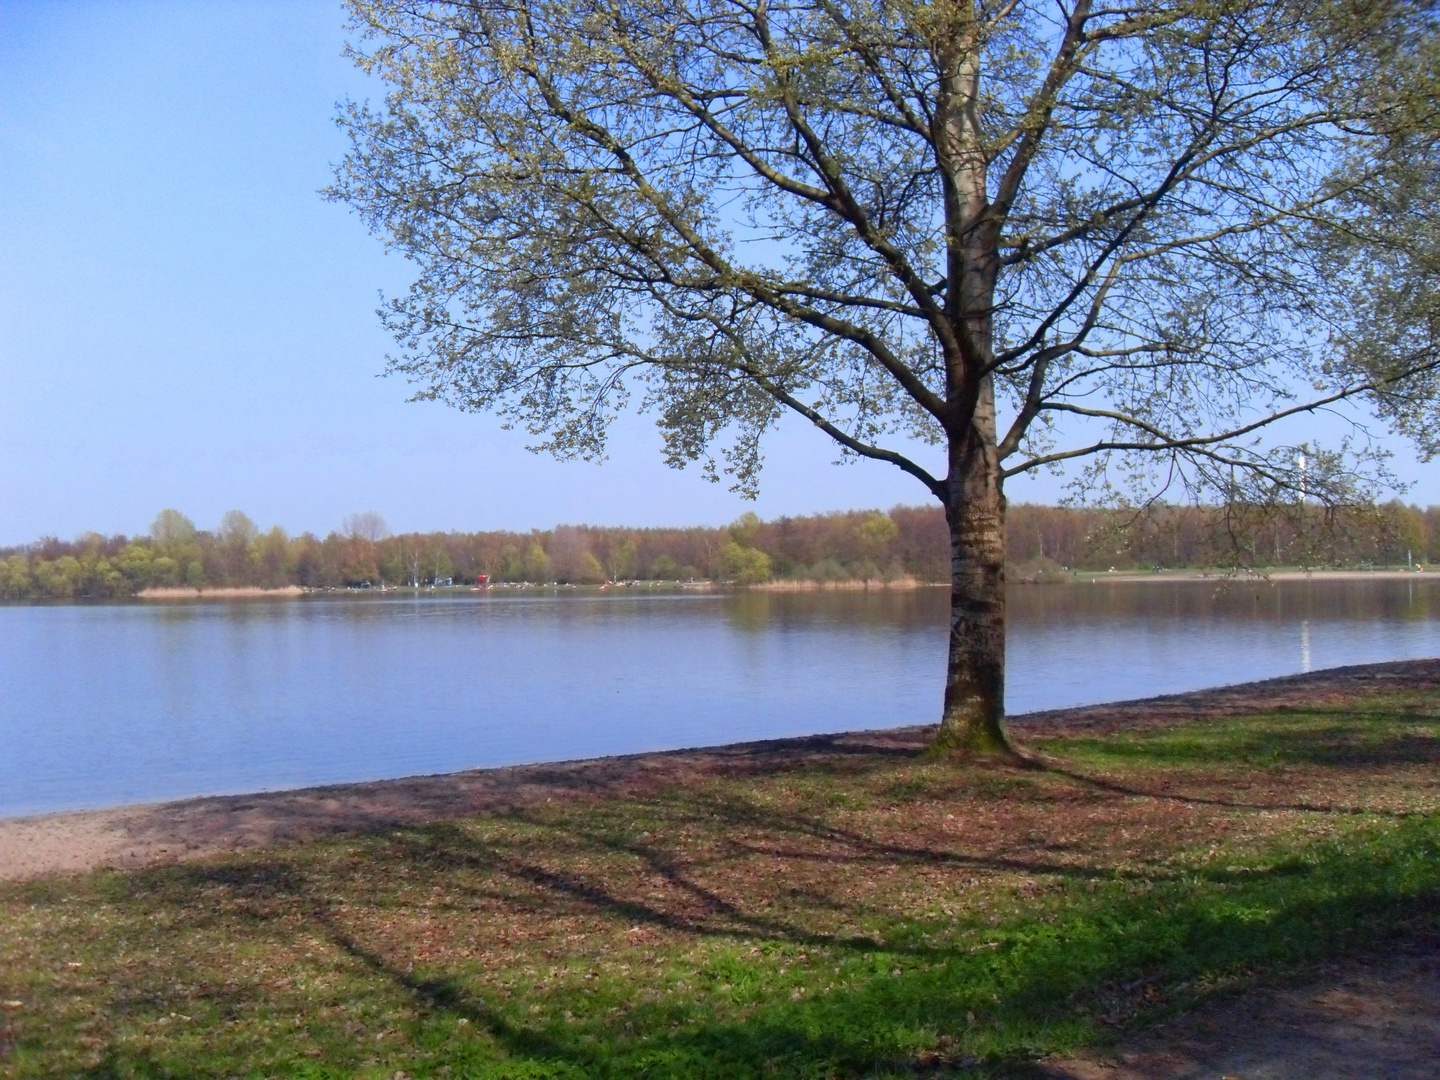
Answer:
[0,1,1432,546]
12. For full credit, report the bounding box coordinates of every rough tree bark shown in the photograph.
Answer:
[937,380,1009,754]
[929,8,1014,753]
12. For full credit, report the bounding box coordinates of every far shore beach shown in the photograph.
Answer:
[1068,567,1432,583]
[123,567,1434,601]
[136,585,306,599]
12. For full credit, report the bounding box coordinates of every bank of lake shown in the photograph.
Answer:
[0,660,1436,1077]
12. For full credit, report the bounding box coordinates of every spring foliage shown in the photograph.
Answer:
[1,501,1436,599]
[332,0,1440,507]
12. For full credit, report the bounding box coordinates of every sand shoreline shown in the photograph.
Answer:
[3,656,1435,883]
[117,568,1431,601]
[136,585,306,599]
[1064,568,1431,583]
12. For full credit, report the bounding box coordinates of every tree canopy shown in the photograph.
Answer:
[331,0,1440,750]
[334,0,1438,502]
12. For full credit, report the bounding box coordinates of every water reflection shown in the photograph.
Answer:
[0,579,1436,816]
[721,588,944,633]
[1008,577,1440,623]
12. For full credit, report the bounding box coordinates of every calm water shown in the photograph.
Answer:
[2,579,1437,817]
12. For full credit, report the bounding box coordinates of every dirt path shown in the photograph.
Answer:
[1026,941,1440,1080]
[3,657,1437,883]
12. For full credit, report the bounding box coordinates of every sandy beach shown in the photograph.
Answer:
[135,585,306,599]
[118,569,1436,602]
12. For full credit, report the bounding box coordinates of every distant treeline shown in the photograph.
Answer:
[0,501,1435,600]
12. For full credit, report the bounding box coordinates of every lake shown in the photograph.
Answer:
[2,578,1437,818]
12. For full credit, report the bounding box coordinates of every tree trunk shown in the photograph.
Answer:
[932,31,1009,754]
[934,379,1010,755]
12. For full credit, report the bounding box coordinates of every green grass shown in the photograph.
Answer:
[1037,706,1440,769]
[1,701,1437,1079]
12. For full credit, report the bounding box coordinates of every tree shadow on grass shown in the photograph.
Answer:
[1050,708,1438,765]
[49,801,1440,1080]
[1033,763,1427,818]
[110,728,935,869]
[377,787,1182,966]
[347,820,1440,1079]
[1029,708,1439,817]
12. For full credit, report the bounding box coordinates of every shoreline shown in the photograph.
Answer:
[100,568,1440,603]
[749,575,925,590]
[1059,568,1432,584]
[136,585,306,599]
[3,656,1435,882]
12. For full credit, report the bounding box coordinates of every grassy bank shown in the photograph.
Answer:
[2,695,1437,1078]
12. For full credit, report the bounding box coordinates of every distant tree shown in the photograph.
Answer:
[605,538,638,582]
[856,512,900,560]
[524,540,552,583]
[1386,500,1428,566]
[498,543,525,581]
[208,511,259,586]
[290,533,322,587]
[1426,506,1440,564]
[394,535,424,587]
[578,551,606,583]
[115,543,156,590]
[75,531,105,555]
[342,511,390,542]
[151,556,181,587]
[718,541,773,585]
[36,557,81,598]
[430,545,457,584]
[2,556,31,599]
[150,509,196,548]
[549,526,598,582]
[254,526,292,587]
[84,557,125,597]
[218,510,259,547]
[648,553,681,580]
[727,513,763,548]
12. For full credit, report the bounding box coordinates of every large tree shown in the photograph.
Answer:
[332,0,1439,754]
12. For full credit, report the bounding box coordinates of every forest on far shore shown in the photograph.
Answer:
[0,500,1435,601]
